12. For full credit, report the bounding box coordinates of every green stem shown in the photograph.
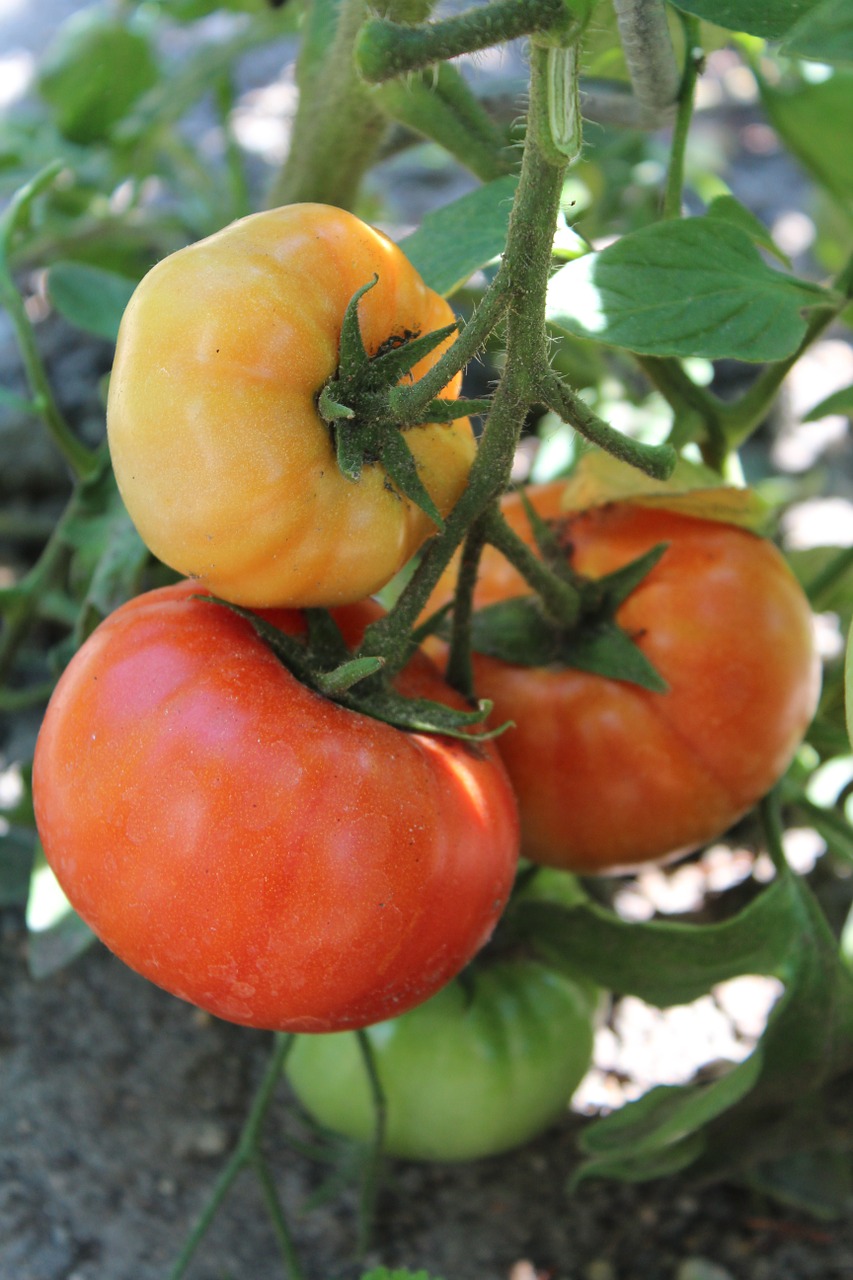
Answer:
[723,280,853,449]
[760,790,790,879]
[354,1029,387,1259]
[538,369,676,478]
[0,487,83,685]
[169,1034,301,1280]
[374,64,515,183]
[359,54,570,675]
[252,1152,305,1280]
[445,513,489,697]
[662,15,702,219]
[266,0,387,210]
[356,0,566,83]
[0,166,98,481]
[482,504,582,626]
[638,355,728,470]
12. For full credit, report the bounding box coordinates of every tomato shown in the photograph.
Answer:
[285,956,597,1161]
[32,584,518,1032]
[426,485,821,874]
[106,204,475,608]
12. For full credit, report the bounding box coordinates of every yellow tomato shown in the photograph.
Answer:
[107,204,474,607]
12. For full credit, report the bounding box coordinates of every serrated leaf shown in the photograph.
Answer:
[669,0,822,39]
[554,451,770,532]
[546,218,831,362]
[706,194,790,266]
[804,383,853,421]
[398,174,518,297]
[780,0,853,64]
[47,262,136,341]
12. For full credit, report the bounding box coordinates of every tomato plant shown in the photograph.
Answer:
[286,955,597,1162]
[427,484,821,874]
[31,583,519,1031]
[106,203,476,608]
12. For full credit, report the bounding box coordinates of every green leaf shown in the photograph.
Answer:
[760,71,853,215]
[579,1051,763,1159]
[746,1146,853,1219]
[398,174,518,297]
[47,262,136,342]
[37,13,159,144]
[511,876,799,1006]
[803,383,853,421]
[780,0,853,63]
[546,219,831,361]
[669,0,822,39]
[706,194,790,265]
[573,1131,706,1186]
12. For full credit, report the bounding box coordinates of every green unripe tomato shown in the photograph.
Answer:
[286,958,597,1162]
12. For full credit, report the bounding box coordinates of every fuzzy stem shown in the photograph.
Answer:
[356,0,566,83]
[266,0,387,210]
[358,53,570,674]
[662,15,702,219]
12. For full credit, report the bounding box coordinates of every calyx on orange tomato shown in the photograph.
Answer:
[425,482,821,875]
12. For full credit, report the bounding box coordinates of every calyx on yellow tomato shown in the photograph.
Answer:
[107,204,475,609]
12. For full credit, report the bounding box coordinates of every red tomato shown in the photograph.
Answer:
[426,485,821,874]
[32,584,519,1031]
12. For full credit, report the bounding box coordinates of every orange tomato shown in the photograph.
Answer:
[426,485,821,874]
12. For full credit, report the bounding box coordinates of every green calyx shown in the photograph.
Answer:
[201,597,504,741]
[459,498,670,694]
[318,276,486,530]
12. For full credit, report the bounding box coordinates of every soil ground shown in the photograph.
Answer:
[4,917,853,1280]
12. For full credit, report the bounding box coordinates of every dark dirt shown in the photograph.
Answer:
[3,912,853,1280]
